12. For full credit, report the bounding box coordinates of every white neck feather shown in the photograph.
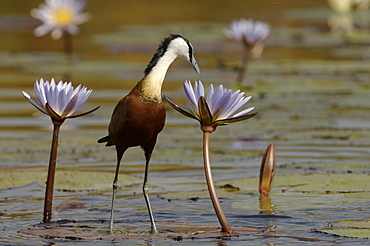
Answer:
[139,38,190,101]
[139,48,180,101]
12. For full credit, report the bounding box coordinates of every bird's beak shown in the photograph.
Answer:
[191,58,200,74]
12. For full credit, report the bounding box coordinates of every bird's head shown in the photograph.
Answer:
[144,34,200,75]
[167,34,200,74]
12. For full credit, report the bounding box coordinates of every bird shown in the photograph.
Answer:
[98,34,200,234]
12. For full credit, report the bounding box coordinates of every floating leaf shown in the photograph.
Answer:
[0,170,141,191]
[315,220,370,239]
[316,228,370,239]
[217,173,370,194]
[330,220,370,228]
[20,220,272,240]
[159,188,248,200]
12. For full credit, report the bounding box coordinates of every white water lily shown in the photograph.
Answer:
[185,81,254,120]
[224,18,270,86]
[224,18,270,47]
[31,0,90,40]
[165,80,257,233]
[21,78,98,223]
[22,78,97,121]
[165,80,256,132]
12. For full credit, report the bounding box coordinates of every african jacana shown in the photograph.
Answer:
[98,34,199,233]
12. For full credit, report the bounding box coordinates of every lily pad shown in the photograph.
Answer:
[217,173,370,193]
[0,170,141,191]
[19,219,272,240]
[315,220,370,239]
[158,188,249,200]
[160,173,370,201]
[331,220,370,228]
[317,228,370,239]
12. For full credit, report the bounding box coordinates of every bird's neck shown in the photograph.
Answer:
[137,50,178,102]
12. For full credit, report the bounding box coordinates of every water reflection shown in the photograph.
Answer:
[259,196,275,215]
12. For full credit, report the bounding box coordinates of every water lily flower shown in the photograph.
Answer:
[22,78,97,122]
[165,80,257,233]
[224,18,270,86]
[165,80,257,132]
[22,78,99,223]
[326,0,356,33]
[327,0,353,13]
[224,18,270,48]
[31,0,91,40]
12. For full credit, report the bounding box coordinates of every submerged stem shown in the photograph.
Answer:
[43,121,62,223]
[202,131,232,233]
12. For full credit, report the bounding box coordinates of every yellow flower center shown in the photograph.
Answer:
[53,8,73,26]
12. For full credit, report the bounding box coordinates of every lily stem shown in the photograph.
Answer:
[203,131,233,233]
[236,48,250,86]
[43,121,62,223]
[63,31,73,55]
[63,31,73,81]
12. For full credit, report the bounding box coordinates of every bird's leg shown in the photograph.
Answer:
[143,153,158,234]
[109,152,123,234]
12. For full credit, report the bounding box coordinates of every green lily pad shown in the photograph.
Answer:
[0,170,141,191]
[317,228,370,239]
[20,220,270,240]
[331,220,370,228]
[217,173,370,193]
[160,173,370,201]
[158,188,249,200]
[316,220,370,239]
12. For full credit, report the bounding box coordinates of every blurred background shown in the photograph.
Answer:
[1,0,339,89]
[1,0,370,244]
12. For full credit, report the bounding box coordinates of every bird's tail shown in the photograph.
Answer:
[98,135,110,143]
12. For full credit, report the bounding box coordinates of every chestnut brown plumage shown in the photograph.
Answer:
[98,34,199,234]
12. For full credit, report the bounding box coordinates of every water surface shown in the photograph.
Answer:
[1,0,370,245]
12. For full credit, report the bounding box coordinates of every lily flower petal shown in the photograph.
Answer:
[211,91,232,121]
[184,81,200,117]
[208,85,225,115]
[167,80,257,131]
[22,78,97,122]
[194,81,205,101]
[220,95,251,119]
[60,93,78,118]
[231,107,255,118]
[22,90,48,115]
[225,18,270,48]
[198,96,213,126]
[164,96,198,121]
[214,111,258,126]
